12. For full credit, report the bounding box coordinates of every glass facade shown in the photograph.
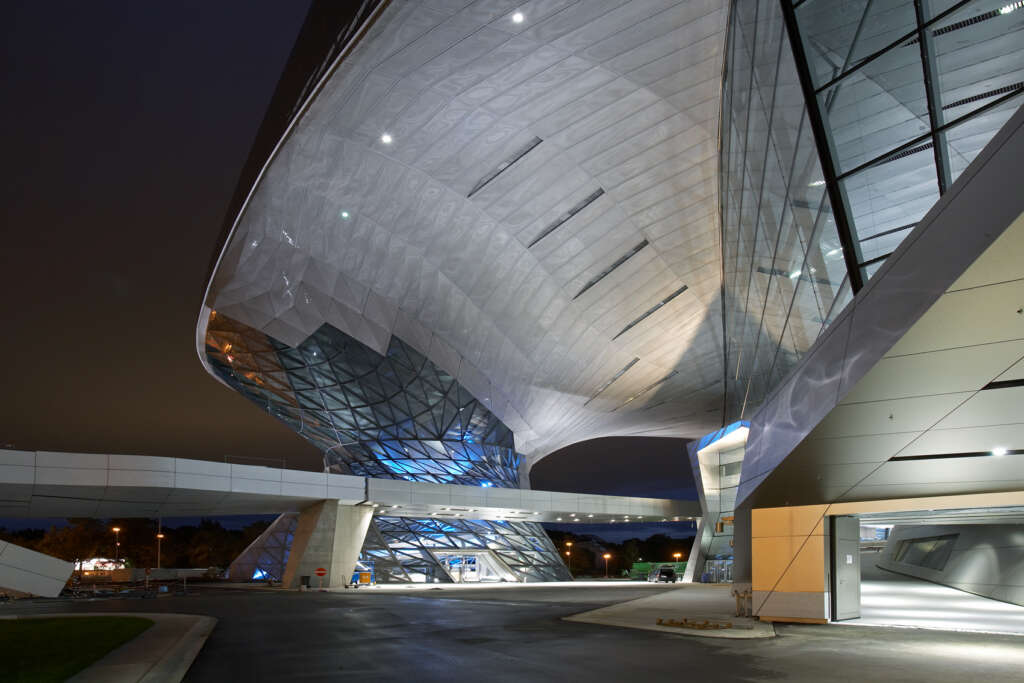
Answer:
[721,0,1023,421]
[206,311,568,582]
[795,0,1024,278]
[206,313,521,488]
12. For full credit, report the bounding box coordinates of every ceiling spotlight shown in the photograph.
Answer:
[789,270,802,279]
[512,11,524,23]
[380,133,393,144]
[340,210,350,219]
[809,180,826,187]
[993,447,1008,456]
[587,514,594,518]
[556,517,563,521]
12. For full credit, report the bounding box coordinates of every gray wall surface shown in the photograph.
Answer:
[878,524,1024,607]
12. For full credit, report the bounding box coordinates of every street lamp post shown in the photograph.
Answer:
[156,518,163,570]
[673,552,682,563]
[112,527,121,564]
[603,553,611,579]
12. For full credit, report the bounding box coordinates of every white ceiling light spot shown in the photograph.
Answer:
[993,447,1008,456]
[789,270,802,279]
[380,133,393,144]
[809,180,826,187]
[512,11,524,23]
[340,210,350,220]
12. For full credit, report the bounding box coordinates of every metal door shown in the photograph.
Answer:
[831,515,861,620]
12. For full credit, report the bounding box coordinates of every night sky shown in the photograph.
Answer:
[0,3,698,541]
[1,1,321,467]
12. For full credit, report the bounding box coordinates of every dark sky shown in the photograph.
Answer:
[532,436,697,542]
[0,3,698,541]
[0,0,321,468]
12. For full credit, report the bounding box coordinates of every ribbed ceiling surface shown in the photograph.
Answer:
[205,0,730,465]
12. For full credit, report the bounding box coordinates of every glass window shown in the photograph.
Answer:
[841,147,940,251]
[797,0,918,88]
[944,89,1024,183]
[819,45,930,175]
[894,533,959,570]
[931,0,1024,124]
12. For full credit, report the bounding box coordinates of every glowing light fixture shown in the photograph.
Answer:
[993,447,1008,456]
[809,180,826,187]
[789,270,802,279]
[380,133,393,144]
[1001,2,1023,14]
[512,11,524,23]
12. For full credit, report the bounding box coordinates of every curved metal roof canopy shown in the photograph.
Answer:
[200,0,730,466]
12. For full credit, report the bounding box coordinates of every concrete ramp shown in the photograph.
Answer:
[0,540,74,597]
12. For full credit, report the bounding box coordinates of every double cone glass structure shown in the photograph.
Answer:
[208,312,569,582]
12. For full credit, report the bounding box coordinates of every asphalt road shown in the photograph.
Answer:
[4,585,1023,682]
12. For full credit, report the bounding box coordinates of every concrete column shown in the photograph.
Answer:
[282,500,373,589]
[682,517,709,583]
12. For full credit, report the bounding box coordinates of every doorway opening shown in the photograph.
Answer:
[829,506,1024,634]
[432,550,516,583]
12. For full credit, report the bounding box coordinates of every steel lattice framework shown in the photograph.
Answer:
[228,512,298,581]
[206,312,521,487]
[207,311,567,582]
[362,516,571,583]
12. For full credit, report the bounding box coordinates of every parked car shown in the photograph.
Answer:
[652,565,678,583]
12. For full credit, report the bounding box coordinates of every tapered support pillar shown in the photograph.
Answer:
[282,500,373,589]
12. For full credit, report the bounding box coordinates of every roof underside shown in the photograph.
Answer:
[205,0,731,464]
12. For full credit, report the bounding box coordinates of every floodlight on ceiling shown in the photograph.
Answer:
[512,11,524,23]
[993,447,1008,456]
[380,133,393,144]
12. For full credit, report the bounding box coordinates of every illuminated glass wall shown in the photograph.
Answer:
[721,0,855,422]
[721,0,1023,422]
[206,312,568,582]
[206,314,521,488]
[793,0,1024,280]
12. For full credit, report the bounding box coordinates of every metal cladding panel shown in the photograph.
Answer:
[202,0,731,464]
[0,541,74,598]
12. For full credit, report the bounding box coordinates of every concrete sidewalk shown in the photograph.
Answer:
[564,584,776,639]
[2,612,217,682]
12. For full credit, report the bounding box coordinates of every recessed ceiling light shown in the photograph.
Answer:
[340,210,350,219]
[993,447,1008,456]
[512,11,524,23]
[381,133,393,144]
[587,514,594,518]
[789,270,802,279]
[556,517,563,521]
[809,180,826,187]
